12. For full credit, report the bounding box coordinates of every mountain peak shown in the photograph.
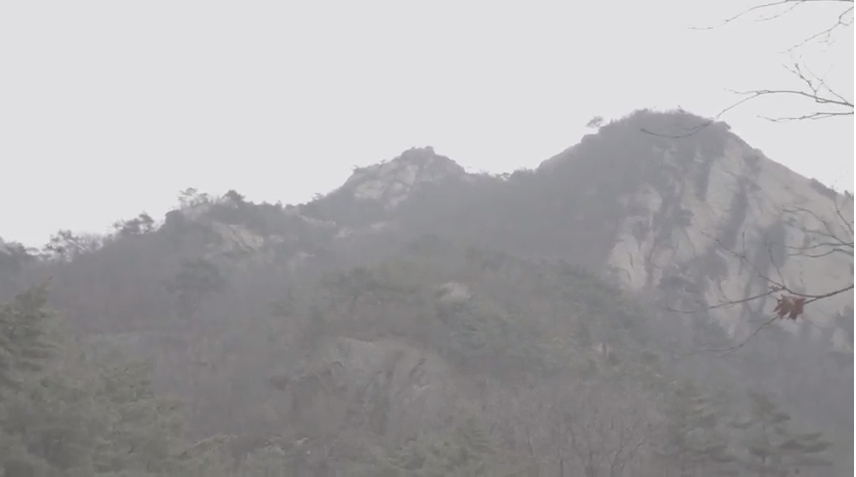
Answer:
[337,146,466,208]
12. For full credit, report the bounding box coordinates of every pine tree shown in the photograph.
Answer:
[730,391,833,476]
[0,285,215,476]
[655,381,736,476]
[0,283,57,475]
[0,283,54,390]
[90,361,188,474]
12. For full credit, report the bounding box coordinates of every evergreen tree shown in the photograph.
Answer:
[730,391,833,476]
[0,283,54,390]
[90,361,187,474]
[655,381,736,476]
[0,286,221,476]
[0,283,57,475]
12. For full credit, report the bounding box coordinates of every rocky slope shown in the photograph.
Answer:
[296,110,854,351]
[2,108,850,475]
[121,110,851,352]
[564,116,854,348]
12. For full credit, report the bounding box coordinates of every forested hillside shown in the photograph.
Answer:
[0,110,850,476]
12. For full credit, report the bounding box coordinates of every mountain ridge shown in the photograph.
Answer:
[0,108,851,475]
[297,109,852,349]
[5,110,849,348]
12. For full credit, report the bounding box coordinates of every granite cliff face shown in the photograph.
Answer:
[301,110,853,350]
[601,132,853,347]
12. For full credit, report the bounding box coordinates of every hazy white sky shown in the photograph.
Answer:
[1,1,852,247]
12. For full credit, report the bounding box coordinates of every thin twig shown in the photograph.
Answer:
[646,1,853,138]
[705,316,779,356]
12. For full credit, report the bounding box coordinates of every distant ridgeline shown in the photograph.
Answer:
[0,109,850,476]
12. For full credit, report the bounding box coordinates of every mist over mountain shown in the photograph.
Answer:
[1,109,851,475]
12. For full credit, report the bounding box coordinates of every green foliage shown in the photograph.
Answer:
[223,189,246,205]
[0,240,35,278]
[177,188,211,209]
[202,190,293,237]
[0,284,59,475]
[315,243,662,381]
[382,417,496,476]
[656,381,736,475]
[165,257,226,315]
[0,286,216,477]
[437,296,542,375]
[43,230,103,261]
[0,111,849,476]
[113,213,155,237]
[329,265,420,309]
[0,283,55,390]
[730,391,833,476]
[586,115,604,129]
[89,362,187,474]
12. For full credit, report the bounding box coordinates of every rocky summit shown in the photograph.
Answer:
[338,146,468,208]
[1,109,851,476]
[306,110,853,349]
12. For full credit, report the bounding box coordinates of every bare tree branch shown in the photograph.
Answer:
[784,4,854,51]
[643,0,853,139]
[558,381,653,476]
[662,193,852,358]
[692,0,854,30]
[715,214,851,304]
[645,1,854,360]
[705,316,780,356]
[642,62,853,138]
[752,63,854,121]
[663,288,779,315]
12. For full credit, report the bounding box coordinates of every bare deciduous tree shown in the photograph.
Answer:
[550,379,654,477]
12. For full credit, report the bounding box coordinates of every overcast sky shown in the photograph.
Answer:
[1,1,852,247]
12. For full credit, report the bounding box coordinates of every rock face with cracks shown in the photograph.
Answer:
[597,133,853,348]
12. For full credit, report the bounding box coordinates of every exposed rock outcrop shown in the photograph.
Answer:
[602,132,851,348]
[337,146,467,209]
